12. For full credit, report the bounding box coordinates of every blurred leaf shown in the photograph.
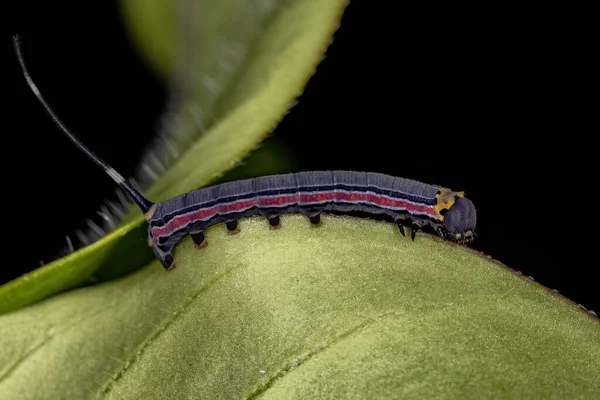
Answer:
[1,216,598,398]
[0,0,347,314]
[121,0,318,184]
[217,138,296,184]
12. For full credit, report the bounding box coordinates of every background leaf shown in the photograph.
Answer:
[0,0,347,315]
[1,216,598,398]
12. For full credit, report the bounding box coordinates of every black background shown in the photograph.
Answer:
[5,2,596,312]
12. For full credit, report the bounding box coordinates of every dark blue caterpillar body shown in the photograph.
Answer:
[146,172,476,269]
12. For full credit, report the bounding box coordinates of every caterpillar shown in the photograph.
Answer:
[14,36,476,271]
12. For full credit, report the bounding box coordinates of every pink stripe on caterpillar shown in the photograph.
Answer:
[151,190,436,242]
[259,194,300,206]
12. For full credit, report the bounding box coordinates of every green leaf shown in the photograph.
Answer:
[0,0,346,314]
[217,137,297,184]
[1,216,598,399]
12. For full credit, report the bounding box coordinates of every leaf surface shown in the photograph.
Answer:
[0,216,598,399]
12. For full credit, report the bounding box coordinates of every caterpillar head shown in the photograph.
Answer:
[443,197,477,243]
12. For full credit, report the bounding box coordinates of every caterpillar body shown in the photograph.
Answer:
[147,172,476,269]
[15,36,477,271]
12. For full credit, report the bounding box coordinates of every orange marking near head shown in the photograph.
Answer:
[434,188,465,221]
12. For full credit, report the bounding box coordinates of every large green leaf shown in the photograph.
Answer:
[1,216,598,399]
[0,0,347,314]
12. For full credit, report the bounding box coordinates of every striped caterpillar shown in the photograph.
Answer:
[15,36,477,271]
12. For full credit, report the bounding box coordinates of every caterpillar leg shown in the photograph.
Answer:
[267,215,281,230]
[152,245,176,271]
[309,213,322,227]
[396,217,422,241]
[190,230,208,248]
[436,226,447,240]
[225,220,240,235]
[410,223,422,241]
[396,219,407,237]
[164,253,176,271]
